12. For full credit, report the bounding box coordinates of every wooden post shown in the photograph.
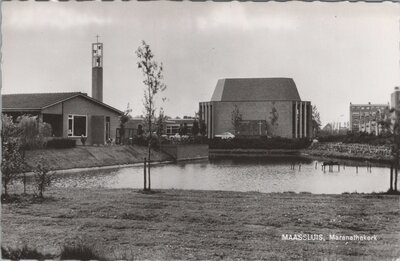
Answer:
[315,162,317,169]
[395,167,398,191]
[299,164,301,171]
[148,158,151,191]
[144,157,147,191]
[23,173,26,195]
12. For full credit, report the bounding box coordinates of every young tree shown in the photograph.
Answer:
[33,157,54,198]
[119,104,132,145]
[192,120,200,136]
[312,105,322,137]
[137,124,144,136]
[136,40,167,191]
[268,105,280,136]
[200,121,207,136]
[2,140,25,197]
[389,108,399,192]
[231,105,242,135]
[156,110,165,137]
[1,115,25,197]
[180,123,188,136]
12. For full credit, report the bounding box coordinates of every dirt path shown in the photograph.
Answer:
[2,188,399,260]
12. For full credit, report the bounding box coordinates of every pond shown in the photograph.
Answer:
[51,156,390,194]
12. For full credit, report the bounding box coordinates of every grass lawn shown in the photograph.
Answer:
[24,145,172,171]
[2,187,399,260]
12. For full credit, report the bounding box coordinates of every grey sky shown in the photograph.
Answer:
[2,2,399,125]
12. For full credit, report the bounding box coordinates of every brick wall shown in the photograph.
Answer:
[213,101,294,138]
[62,96,120,145]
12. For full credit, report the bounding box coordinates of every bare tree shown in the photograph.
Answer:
[312,105,321,137]
[231,105,242,135]
[390,108,399,192]
[136,41,166,191]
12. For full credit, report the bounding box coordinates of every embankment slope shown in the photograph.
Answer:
[24,145,172,170]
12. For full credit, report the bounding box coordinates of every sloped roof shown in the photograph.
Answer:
[2,92,82,110]
[2,92,123,114]
[210,78,301,102]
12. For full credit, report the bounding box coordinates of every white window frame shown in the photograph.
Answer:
[68,114,88,137]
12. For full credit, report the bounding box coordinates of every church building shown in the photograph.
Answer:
[199,78,312,139]
[2,40,123,145]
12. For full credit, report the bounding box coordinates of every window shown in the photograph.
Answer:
[68,115,87,137]
[166,125,180,135]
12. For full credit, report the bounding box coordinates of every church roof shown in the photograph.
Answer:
[2,92,123,114]
[3,92,82,110]
[210,78,301,102]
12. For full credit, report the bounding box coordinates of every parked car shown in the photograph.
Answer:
[215,132,235,139]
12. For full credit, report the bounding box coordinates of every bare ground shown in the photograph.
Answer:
[2,187,400,260]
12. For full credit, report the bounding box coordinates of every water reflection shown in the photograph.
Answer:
[52,156,390,194]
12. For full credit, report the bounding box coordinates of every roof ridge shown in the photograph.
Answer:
[222,77,293,80]
[2,91,85,96]
[211,77,301,102]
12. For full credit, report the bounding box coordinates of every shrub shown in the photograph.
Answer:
[132,135,160,149]
[317,133,392,145]
[2,139,26,197]
[209,136,311,150]
[159,135,208,145]
[18,115,52,150]
[60,245,102,261]
[46,138,76,149]
[1,245,49,260]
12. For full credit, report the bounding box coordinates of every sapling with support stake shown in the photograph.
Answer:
[136,40,167,191]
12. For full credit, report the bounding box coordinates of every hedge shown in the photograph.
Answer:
[317,132,392,145]
[209,137,311,150]
[46,138,76,149]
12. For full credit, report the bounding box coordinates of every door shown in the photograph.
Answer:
[91,115,105,145]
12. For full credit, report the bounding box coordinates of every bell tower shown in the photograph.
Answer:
[92,35,103,102]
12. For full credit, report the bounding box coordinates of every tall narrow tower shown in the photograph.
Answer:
[92,37,103,102]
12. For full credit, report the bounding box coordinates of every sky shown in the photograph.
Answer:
[2,1,399,126]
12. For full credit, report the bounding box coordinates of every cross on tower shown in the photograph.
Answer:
[96,34,100,43]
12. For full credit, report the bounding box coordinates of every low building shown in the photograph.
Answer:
[349,102,389,135]
[120,117,198,140]
[2,92,122,145]
[199,78,312,139]
[165,118,196,136]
